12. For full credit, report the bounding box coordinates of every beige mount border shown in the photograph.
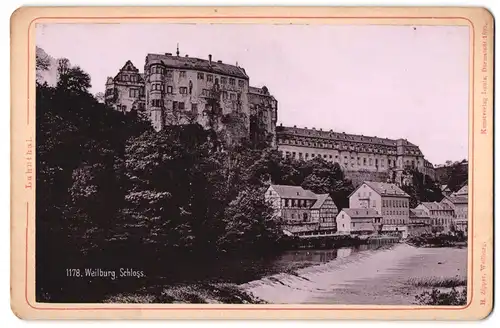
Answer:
[10,6,494,320]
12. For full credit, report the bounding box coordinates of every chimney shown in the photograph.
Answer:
[209,54,212,65]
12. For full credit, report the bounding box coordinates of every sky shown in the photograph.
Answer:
[36,23,469,165]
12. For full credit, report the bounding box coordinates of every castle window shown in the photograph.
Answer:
[178,102,185,110]
[329,155,333,159]
[151,66,164,74]
[167,86,173,94]
[299,153,303,159]
[207,74,213,82]
[376,159,379,166]
[305,153,309,159]
[363,158,367,165]
[129,89,139,98]
[222,91,228,99]
[191,103,198,113]
[230,93,236,101]
[311,154,315,157]
[179,71,186,78]
[152,83,163,91]
[324,154,327,158]
[122,75,130,82]
[221,77,227,84]
[165,70,173,78]
[150,99,163,107]
[130,75,137,82]
[173,101,178,110]
[179,87,188,94]
[229,78,235,85]
[197,72,204,80]
[238,80,245,87]
[369,158,373,165]
[292,152,296,158]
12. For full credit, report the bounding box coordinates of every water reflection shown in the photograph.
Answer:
[154,243,392,285]
[275,243,380,267]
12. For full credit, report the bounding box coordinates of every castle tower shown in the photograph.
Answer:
[146,61,166,131]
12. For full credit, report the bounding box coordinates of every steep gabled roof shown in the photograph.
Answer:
[446,195,468,204]
[420,201,454,211]
[454,184,468,197]
[350,181,409,198]
[341,208,381,218]
[410,208,430,218]
[311,194,331,209]
[120,60,140,72]
[146,53,249,80]
[269,185,317,200]
[441,184,451,192]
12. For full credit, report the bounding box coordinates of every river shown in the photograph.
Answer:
[103,242,467,304]
[240,243,468,305]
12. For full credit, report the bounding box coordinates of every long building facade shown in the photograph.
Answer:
[105,50,278,146]
[276,125,435,185]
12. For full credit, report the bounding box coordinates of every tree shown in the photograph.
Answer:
[35,62,151,302]
[57,66,91,93]
[218,186,281,254]
[95,92,105,103]
[36,49,51,71]
[401,169,443,208]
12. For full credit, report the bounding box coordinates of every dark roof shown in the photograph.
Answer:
[269,185,317,200]
[249,86,274,97]
[146,53,249,79]
[420,202,454,211]
[410,208,430,218]
[454,184,468,197]
[276,126,420,149]
[441,185,451,191]
[446,195,468,204]
[341,208,381,218]
[311,194,331,209]
[363,181,410,198]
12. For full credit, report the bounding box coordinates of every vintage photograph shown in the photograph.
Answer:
[34,22,469,306]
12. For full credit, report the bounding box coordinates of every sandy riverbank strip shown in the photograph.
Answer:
[241,243,467,305]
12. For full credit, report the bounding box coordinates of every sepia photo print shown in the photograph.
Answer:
[34,22,470,306]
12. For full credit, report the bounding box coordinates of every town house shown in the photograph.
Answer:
[265,185,338,237]
[348,181,410,238]
[440,183,468,234]
[336,208,382,235]
[415,202,455,233]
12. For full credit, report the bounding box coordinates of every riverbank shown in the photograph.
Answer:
[406,233,468,248]
[241,243,467,304]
